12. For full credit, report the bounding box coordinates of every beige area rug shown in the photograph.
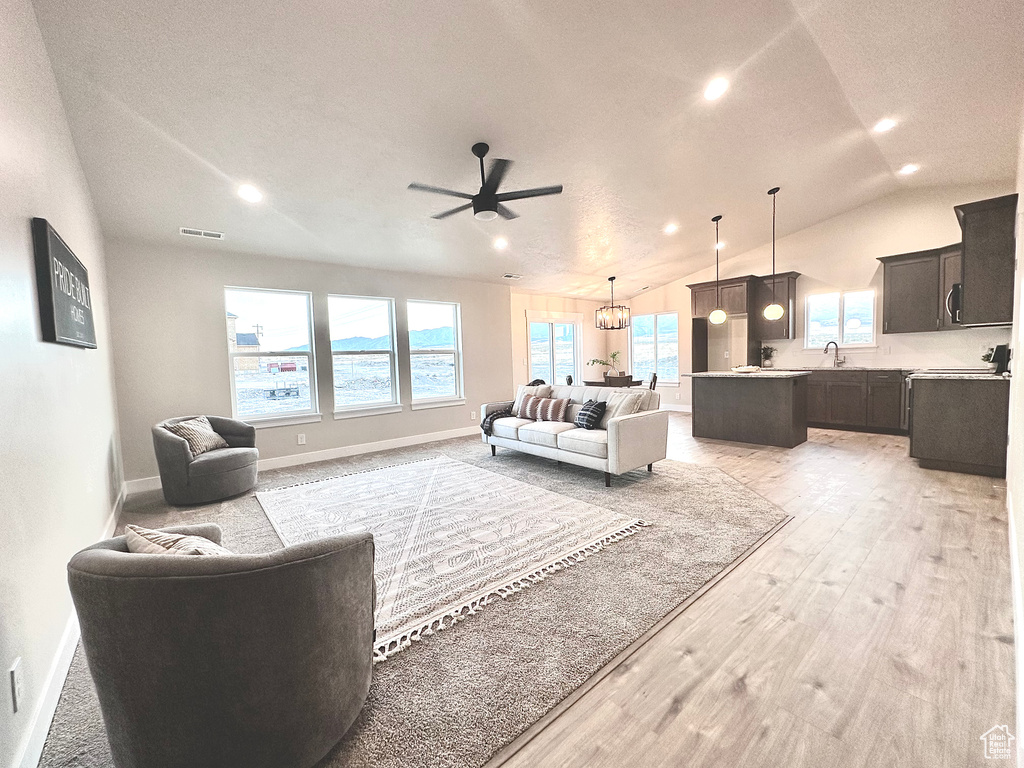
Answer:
[256,456,649,661]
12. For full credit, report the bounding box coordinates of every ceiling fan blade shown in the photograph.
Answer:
[408,183,474,200]
[482,159,512,195]
[496,204,519,220]
[496,185,563,202]
[431,202,474,219]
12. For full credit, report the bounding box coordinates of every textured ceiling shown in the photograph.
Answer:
[32,0,1024,300]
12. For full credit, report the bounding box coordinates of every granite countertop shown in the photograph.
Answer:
[907,372,1011,381]
[683,370,812,379]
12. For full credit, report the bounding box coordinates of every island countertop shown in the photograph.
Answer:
[682,370,812,379]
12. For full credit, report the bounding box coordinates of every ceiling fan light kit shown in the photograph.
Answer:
[763,186,786,322]
[596,276,630,330]
[408,143,563,221]
[709,215,727,325]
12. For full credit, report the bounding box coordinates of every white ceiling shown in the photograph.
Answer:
[32,0,1024,300]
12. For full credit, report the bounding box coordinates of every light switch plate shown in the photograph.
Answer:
[297,433,306,445]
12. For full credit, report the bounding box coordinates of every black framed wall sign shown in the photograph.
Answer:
[32,217,97,348]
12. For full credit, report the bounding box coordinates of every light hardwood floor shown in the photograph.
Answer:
[494,412,1015,768]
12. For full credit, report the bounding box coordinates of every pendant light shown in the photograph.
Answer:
[708,215,727,325]
[763,187,785,322]
[596,276,630,330]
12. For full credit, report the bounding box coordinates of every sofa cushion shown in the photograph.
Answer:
[599,391,646,429]
[518,421,577,448]
[557,428,608,459]
[574,399,607,430]
[491,417,533,440]
[521,395,571,422]
[188,446,259,477]
[512,385,553,417]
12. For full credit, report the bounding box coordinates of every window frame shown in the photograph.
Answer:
[407,299,465,407]
[328,294,401,417]
[527,319,580,385]
[224,286,319,425]
[803,289,877,349]
[629,311,680,386]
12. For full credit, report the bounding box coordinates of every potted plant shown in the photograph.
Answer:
[982,347,997,372]
[761,345,777,368]
[587,351,631,385]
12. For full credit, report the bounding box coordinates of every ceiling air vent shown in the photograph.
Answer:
[179,227,224,240]
[502,273,523,280]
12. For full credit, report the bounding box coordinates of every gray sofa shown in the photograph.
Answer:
[67,523,375,768]
[482,384,669,486]
[152,416,259,505]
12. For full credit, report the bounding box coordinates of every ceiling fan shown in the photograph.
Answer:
[408,143,563,221]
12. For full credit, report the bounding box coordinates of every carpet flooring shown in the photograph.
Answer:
[39,436,787,768]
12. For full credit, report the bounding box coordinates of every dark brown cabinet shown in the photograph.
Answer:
[754,272,800,340]
[720,282,748,314]
[806,369,905,433]
[955,194,1018,327]
[689,277,753,318]
[692,286,719,318]
[879,245,962,334]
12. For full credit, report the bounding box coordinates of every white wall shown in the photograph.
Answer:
[630,182,1015,405]
[105,239,515,482]
[0,1,122,765]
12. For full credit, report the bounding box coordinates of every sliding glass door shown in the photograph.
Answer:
[529,321,577,385]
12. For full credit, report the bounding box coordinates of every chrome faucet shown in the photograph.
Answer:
[824,341,845,367]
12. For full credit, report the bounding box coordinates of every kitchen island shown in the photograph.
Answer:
[684,370,811,448]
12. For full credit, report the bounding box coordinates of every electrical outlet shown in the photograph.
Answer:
[724,351,730,359]
[470,411,477,421]
[675,392,680,400]
[10,657,23,713]
[297,433,306,446]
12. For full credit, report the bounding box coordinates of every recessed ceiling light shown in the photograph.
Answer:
[715,241,725,250]
[873,118,897,133]
[704,77,729,101]
[493,237,508,250]
[663,223,679,235]
[237,184,263,203]
[898,163,919,175]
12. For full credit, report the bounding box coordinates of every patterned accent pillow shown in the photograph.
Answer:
[521,395,571,422]
[124,524,232,556]
[574,399,608,430]
[163,416,229,456]
[599,391,646,429]
[512,385,553,417]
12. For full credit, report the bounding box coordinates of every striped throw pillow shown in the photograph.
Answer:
[521,395,571,422]
[124,525,232,556]
[574,399,607,430]
[163,416,229,456]
[512,385,553,417]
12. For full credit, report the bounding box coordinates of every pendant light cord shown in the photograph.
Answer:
[771,192,777,305]
[715,219,721,306]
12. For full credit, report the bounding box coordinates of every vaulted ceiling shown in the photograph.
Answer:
[33,0,1024,299]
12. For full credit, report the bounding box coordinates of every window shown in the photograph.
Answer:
[805,290,876,348]
[225,287,317,420]
[328,296,398,412]
[407,300,462,402]
[630,312,679,383]
[529,321,577,384]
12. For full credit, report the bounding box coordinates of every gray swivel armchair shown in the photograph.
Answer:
[68,523,375,768]
[152,416,259,505]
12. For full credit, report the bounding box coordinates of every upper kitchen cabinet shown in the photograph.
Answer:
[688,276,755,318]
[955,193,1018,327]
[754,272,800,340]
[878,244,962,334]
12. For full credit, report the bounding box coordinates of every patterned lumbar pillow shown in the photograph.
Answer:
[599,391,646,429]
[124,524,232,556]
[574,399,608,430]
[163,416,229,456]
[521,395,571,422]
[512,385,553,417]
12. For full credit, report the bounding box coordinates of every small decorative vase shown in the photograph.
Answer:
[762,358,774,368]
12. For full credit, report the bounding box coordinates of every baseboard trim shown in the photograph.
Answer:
[123,426,483,497]
[659,404,692,413]
[13,486,124,768]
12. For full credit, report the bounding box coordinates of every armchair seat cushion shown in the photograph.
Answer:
[491,417,533,440]
[557,428,609,458]
[518,421,577,448]
[188,446,259,478]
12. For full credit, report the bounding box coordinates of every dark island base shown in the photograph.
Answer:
[692,376,808,448]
